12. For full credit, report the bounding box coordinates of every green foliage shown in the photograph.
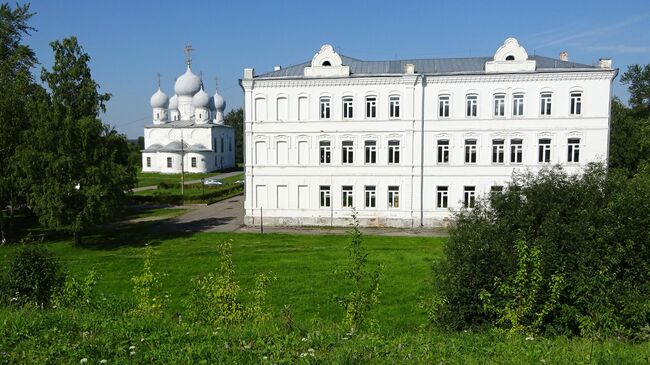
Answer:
[132,182,243,205]
[435,165,650,338]
[52,270,99,309]
[480,239,565,335]
[131,245,166,315]
[2,239,65,307]
[621,64,650,114]
[224,108,243,164]
[14,36,136,244]
[334,209,382,334]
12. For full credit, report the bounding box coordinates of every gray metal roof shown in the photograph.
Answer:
[256,54,599,79]
[143,141,211,152]
[144,120,232,128]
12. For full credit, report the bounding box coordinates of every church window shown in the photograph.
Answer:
[221,138,224,153]
[167,157,172,168]
[388,140,400,164]
[191,157,197,168]
[505,55,515,61]
[322,60,331,66]
[146,157,151,167]
[365,96,377,118]
[389,96,400,118]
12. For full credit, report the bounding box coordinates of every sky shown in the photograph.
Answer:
[17,0,650,138]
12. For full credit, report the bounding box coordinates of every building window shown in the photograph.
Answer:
[319,185,331,207]
[388,186,400,208]
[342,185,354,207]
[342,140,354,164]
[510,138,523,163]
[364,140,377,164]
[540,92,552,116]
[570,92,582,115]
[167,157,172,168]
[464,139,477,164]
[319,141,331,164]
[436,186,448,209]
[568,138,580,163]
[221,138,224,153]
[466,94,478,117]
[389,96,400,118]
[388,140,400,164]
[191,157,197,168]
[229,138,232,152]
[320,96,331,119]
[146,157,151,167]
[365,96,377,118]
[491,185,503,194]
[463,186,476,208]
[364,186,376,208]
[492,139,505,164]
[538,138,552,163]
[494,94,505,117]
[343,96,354,119]
[438,95,450,118]
[513,93,524,116]
[437,139,450,164]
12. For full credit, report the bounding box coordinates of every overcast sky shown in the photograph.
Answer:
[20,0,650,138]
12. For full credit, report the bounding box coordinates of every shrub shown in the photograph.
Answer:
[2,239,65,307]
[434,164,650,338]
[131,244,166,315]
[52,270,99,309]
[334,209,382,334]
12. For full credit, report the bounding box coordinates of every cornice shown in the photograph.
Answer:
[426,71,615,84]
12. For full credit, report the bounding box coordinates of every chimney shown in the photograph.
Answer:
[274,65,282,71]
[599,58,612,69]
[559,51,568,62]
[404,63,415,74]
[243,68,254,79]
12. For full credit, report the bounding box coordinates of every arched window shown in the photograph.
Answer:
[505,55,515,61]
[322,61,331,66]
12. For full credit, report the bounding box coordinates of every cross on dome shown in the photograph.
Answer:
[184,43,194,66]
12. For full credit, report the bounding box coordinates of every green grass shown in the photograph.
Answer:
[1,228,647,363]
[137,171,221,188]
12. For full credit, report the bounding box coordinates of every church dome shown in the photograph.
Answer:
[150,88,169,108]
[174,66,201,96]
[213,90,225,111]
[192,87,210,108]
[169,94,179,110]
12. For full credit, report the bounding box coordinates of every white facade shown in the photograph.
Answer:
[143,61,235,173]
[240,38,617,227]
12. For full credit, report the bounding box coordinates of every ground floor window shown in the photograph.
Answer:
[436,186,448,208]
[365,186,376,208]
[463,186,476,208]
[388,186,400,208]
[342,185,354,207]
[191,157,197,168]
[146,157,151,167]
[320,185,331,207]
[167,157,172,168]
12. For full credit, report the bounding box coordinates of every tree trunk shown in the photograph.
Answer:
[73,230,82,246]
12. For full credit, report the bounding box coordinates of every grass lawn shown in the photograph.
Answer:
[136,168,243,188]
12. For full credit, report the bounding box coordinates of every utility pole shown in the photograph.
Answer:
[181,129,185,197]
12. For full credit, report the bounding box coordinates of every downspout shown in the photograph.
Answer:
[420,74,426,226]
[606,68,619,168]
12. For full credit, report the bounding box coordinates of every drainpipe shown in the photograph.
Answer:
[420,74,426,226]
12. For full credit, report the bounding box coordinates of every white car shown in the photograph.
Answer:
[203,178,223,186]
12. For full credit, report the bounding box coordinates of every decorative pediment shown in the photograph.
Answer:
[485,38,536,73]
[304,44,350,77]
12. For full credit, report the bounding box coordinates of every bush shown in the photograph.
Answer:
[434,164,650,338]
[52,270,99,309]
[2,240,65,307]
[131,245,166,315]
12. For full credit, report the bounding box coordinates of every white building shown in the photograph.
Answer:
[240,38,617,227]
[142,58,235,174]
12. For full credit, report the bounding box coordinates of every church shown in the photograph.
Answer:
[142,49,235,174]
[240,38,617,227]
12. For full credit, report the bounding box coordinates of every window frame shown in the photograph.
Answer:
[436,186,449,209]
[512,93,525,117]
[364,140,377,164]
[538,138,552,163]
[167,157,172,168]
[438,94,450,118]
[510,138,523,164]
[319,185,331,208]
[389,95,401,119]
[388,140,400,164]
[493,93,506,117]
[342,185,354,208]
[319,96,331,120]
[342,140,354,164]
[463,186,476,208]
[466,94,478,118]
[146,157,151,168]
[464,139,477,164]
[570,92,582,116]
[191,156,197,168]
[342,96,354,119]
[540,92,553,116]
[388,186,400,208]
[319,140,331,164]
[492,139,505,164]
[567,137,581,163]
[365,96,377,119]
[437,139,450,164]
[364,185,376,208]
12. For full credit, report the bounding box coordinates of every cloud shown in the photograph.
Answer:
[585,45,650,54]
[530,12,650,50]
